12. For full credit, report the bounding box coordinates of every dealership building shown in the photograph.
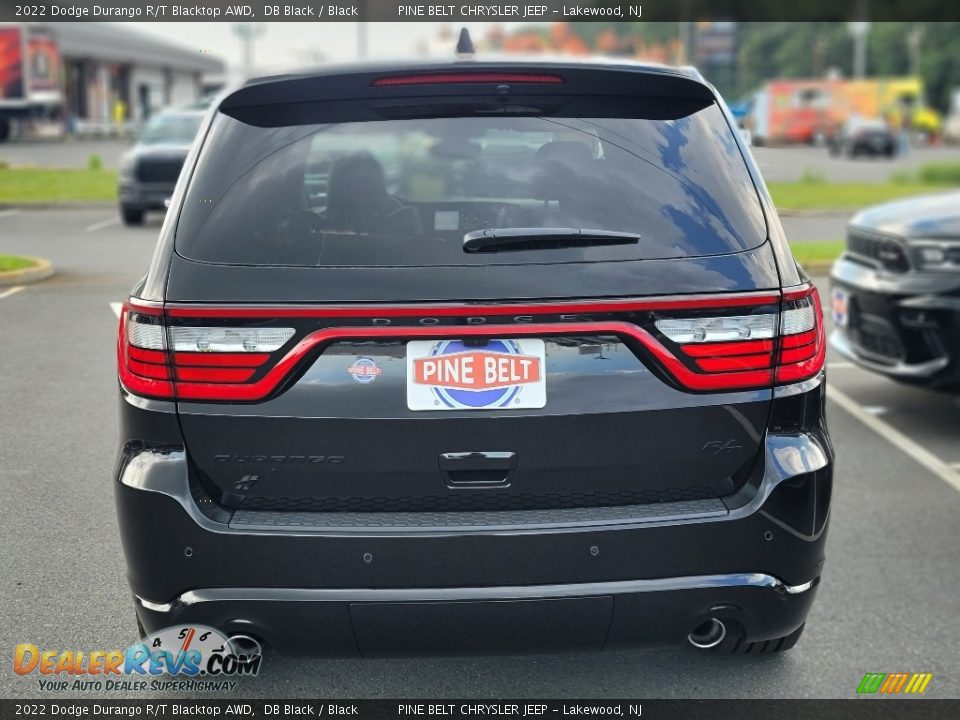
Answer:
[50,23,224,125]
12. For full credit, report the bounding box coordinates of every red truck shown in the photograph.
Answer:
[0,23,62,141]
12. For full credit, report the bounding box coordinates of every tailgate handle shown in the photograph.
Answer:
[439,452,517,489]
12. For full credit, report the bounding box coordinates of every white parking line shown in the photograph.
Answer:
[85,216,120,233]
[0,209,22,219]
[828,383,960,494]
[827,361,856,370]
[110,302,123,318]
[0,286,25,300]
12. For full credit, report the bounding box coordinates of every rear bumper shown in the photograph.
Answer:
[115,381,832,654]
[134,575,818,655]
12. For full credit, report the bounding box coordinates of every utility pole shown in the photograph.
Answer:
[356,0,368,59]
[906,25,926,76]
[848,21,871,78]
[357,23,368,59]
[813,37,827,77]
[678,22,692,64]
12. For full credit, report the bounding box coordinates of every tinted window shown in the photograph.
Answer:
[176,102,765,266]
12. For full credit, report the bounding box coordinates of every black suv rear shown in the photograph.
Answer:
[115,60,832,655]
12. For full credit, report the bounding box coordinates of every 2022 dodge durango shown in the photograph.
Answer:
[115,59,833,656]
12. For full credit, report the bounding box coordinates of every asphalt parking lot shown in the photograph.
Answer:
[2,207,959,699]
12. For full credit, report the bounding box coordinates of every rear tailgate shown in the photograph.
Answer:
[155,253,795,513]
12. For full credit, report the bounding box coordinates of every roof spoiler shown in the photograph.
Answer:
[219,62,716,112]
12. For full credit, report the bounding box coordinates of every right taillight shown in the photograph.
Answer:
[775,286,825,384]
[654,285,824,390]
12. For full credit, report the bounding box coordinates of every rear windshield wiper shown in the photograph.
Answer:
[463,228,641,254]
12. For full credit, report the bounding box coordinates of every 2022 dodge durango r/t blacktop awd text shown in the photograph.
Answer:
[115,59,833,655]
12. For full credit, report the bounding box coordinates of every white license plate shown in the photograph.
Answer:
[831,288,849,327]
[406,339,546,411]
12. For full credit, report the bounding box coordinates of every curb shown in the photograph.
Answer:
[0,257,55,287]
[777,208,854,218]
[0,202,115,210]
[798,260,836,275]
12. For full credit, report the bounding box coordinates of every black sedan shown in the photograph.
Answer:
[828,118,897,158]
[117,110,205,225]
[830,191,960,391]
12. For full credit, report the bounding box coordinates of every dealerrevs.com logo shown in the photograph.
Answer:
[14,625,262,692]
[856,672,933,695]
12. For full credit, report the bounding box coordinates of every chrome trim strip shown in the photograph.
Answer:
[137,596,176,613]
[773,372,823,398]
[784,579,815,595]
[136,573,818,612]
[120,387,176,413]
[830,329,949,378]
[128,296,165,311]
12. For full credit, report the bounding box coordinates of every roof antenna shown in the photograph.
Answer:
[455,27,476,60]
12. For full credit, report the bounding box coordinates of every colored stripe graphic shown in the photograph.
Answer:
[857,672,932,694]
[857,673,885,694]
[880,673,909,693]
[904,673,933,694]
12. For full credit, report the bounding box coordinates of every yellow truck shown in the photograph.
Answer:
[835,77,941,137]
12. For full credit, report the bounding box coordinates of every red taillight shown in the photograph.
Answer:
[657,285,824,391]
[118,289,825,403]
[774,287,825,384]
[371,73,564,87]
[117,306,175,399]
[117,303,295,401]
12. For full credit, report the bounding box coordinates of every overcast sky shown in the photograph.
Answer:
[125,22,534,74]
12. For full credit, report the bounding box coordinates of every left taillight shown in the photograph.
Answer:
[118,307,175,399]
[118,304,295,401]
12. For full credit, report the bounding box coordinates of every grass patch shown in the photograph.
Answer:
[0,167,116,203]
[770,182,945,211]
[788,240,845,265]
[915,162,960,185]
[0,255,39,272]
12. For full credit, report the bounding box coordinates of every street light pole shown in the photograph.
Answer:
[357,23,368,59]
[232,23,266,79]
[848,21,871,78]
[906,25,926,76]
[356,0,368,59]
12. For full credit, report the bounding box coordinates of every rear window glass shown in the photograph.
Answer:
[175,102,766,267]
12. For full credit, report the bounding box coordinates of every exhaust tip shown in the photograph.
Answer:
[688,618,726,649]
[227,633,263,655]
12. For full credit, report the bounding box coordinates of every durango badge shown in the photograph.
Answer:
[406,339,546,411]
